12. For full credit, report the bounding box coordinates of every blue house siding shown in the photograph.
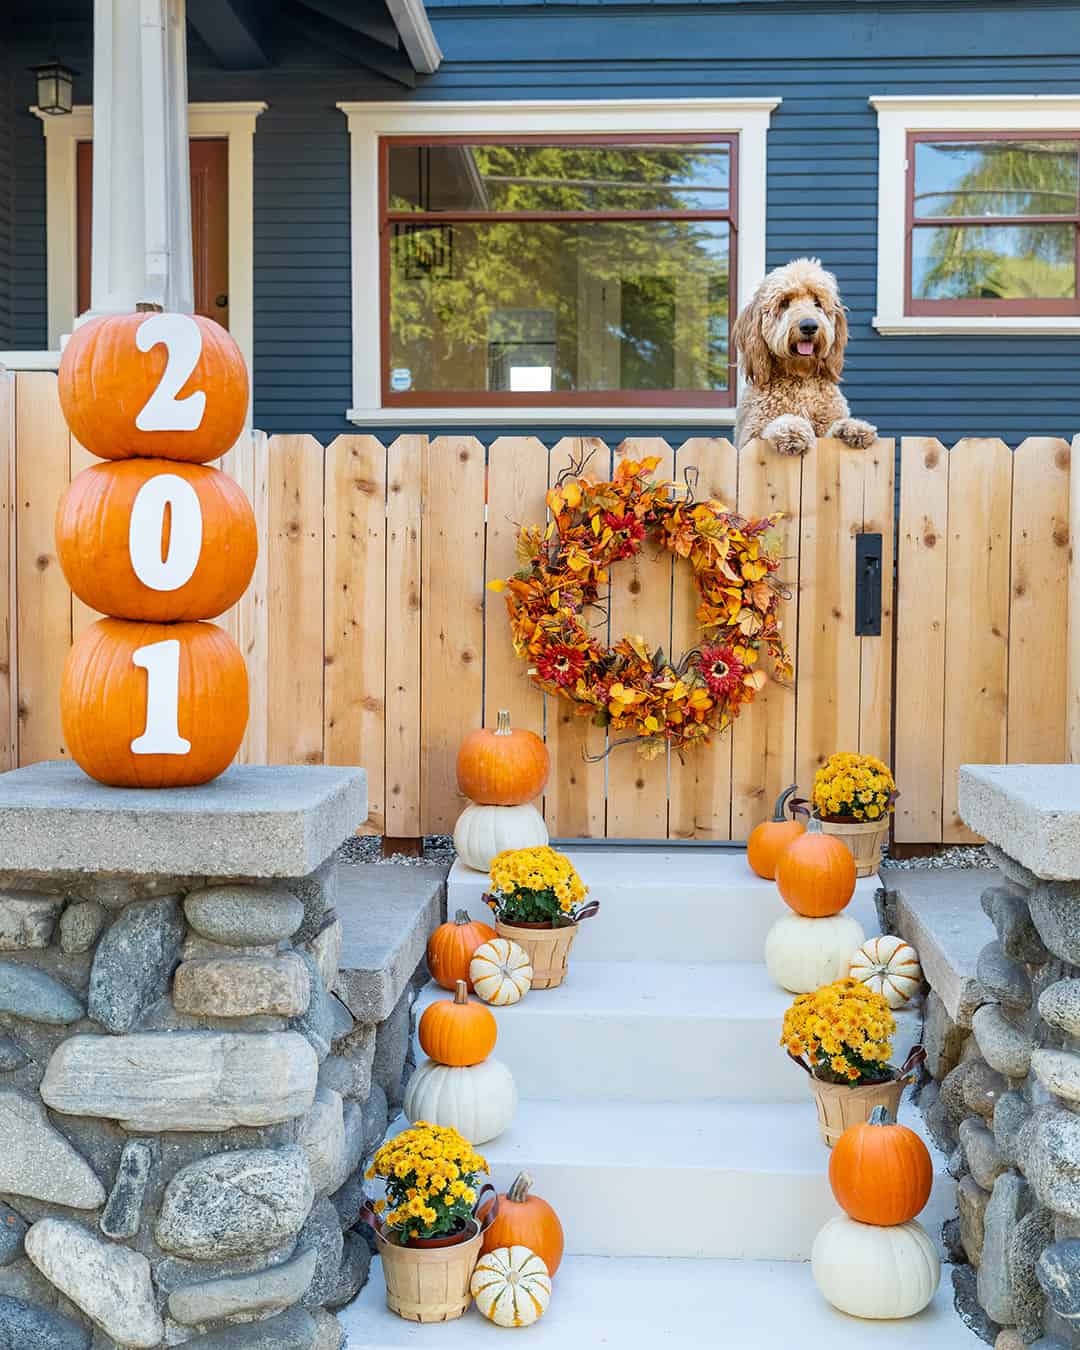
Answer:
[6,3,1080,445]
[0,58,14,351]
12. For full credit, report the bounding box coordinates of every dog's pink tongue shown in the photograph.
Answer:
[797,340,815,356]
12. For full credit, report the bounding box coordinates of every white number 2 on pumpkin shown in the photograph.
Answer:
[130,639,192,756]
[134,313,207,432]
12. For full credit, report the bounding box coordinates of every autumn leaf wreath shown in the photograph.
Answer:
[489,454,793,760]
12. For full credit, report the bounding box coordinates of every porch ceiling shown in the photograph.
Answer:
[5,0,442,84]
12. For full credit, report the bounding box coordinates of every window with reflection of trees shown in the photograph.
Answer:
[381,137,736,405]
[908,134,1080,314]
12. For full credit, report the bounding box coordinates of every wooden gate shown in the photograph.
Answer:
[0,370,898,840]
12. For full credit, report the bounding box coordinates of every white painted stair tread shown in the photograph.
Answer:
[385,1098,952,1260]
[447,852,882,963]
[341,1254,977,1349]
[413,963,922,1103]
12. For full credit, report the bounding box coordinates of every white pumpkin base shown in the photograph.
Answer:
[765,912,866,994]
[453,802,548,872]
[811,1217,940,1319]
[402,1057,517,1145]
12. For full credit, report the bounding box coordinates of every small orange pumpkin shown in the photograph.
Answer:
[59,310,248,463]
[775,832,856,917]
[428,909,497,992]
[456,710,549,806]
[829,1105,933,1226]
[481,1171,564,1275]
[56,459,257,622]
[747,785,807,880]
[61,618,248,788]
[417,980,498,1067]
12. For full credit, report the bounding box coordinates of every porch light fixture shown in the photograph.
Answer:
[31,60,77,116]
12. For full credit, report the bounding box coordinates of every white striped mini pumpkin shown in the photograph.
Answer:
[470,938,533,1006]
[849,935,923,1008]
[471,1245,552,1327]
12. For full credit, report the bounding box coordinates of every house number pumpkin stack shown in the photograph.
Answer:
[55,307,254,787]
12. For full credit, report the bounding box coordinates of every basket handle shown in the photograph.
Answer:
[897,1045,926,1082]
[475,1183,498,1232]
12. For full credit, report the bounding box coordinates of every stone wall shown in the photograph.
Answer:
[905,767,1080,1350]
[0,761,420,1350]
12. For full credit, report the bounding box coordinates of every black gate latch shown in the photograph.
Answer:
[855,533,883,636]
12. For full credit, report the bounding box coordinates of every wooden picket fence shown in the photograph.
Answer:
[0,368,1073,844]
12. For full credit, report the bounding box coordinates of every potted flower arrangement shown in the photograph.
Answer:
[484,846,599,989]
[811,752,898,877]
[364,1121,494,1323]
[781,978,925,1146]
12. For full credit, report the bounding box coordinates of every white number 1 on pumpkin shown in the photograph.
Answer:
[130,639,191,755]
[134,313,207,432]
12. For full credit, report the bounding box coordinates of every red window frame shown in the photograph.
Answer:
[378,132,739,408]
[905,129,1080,317]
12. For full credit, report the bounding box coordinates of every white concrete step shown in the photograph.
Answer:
[342,1252,977,1349]
[385,1097,953,1261]
[414,964,924,1103]
[447,850,883,964]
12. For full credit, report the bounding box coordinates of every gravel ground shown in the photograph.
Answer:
[880,845,989,870]
[339,835,988,869]
[336,835,456,866]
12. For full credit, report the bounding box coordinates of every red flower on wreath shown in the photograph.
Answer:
[698,642,747,702]
[603,511,646,559]
[536,644,587,688]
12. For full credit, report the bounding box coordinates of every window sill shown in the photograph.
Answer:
[0,351,61,370]
[346,405,737,427]
[874,315,1080,337]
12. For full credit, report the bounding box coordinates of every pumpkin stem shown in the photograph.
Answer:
[495,709,512,736]
[454,979,469,1005]
[507,1171,534,1203]
[453,909,472,926]
[869,1106,894,1126]
[135,301,164,313]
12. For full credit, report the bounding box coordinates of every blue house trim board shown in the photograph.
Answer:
[4,2,1080,445]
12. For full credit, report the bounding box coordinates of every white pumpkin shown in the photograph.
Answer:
[471,1245,552,1327]
[811,1216,940,1319]
[765,912,866,993]
[402,1057,517,1144]
[850,934,923,1008]
[453,803,548,872]
[470,938,533,1006]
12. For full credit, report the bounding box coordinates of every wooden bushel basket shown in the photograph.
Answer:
[376,1222,484,1323]
[496,920,578,989]
[817,817,890,878]
[801,1048,925,1147]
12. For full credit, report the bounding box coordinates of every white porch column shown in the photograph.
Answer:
[85,0,193,319]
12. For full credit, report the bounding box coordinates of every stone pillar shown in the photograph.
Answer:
[951,766,1080,1349]
[85,0,193,320]
[0,761,367,1350]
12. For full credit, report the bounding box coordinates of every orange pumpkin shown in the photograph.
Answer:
[747,785,807,880]
[775,832,856,917]
[417,980,498,1067]
[829,1106,933,1226]
[457,710,549,806]
[481,1171,564,1276]
[428,909,497,992]
[56,459,257,622]
[61,618,248,788]
[59,310,248,463]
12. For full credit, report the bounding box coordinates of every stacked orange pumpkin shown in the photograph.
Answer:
[764,825,864,995]
[403,980,518,1145]
[55,307,254,787]
[452,711,551,872]
[812,1106,940,1318]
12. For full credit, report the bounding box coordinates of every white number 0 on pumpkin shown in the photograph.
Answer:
[128,474,203,592]
[134,313,207,432]
[130,639,192,756]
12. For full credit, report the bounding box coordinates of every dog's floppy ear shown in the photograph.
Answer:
[823,302,848,382]
[732,291,774,388]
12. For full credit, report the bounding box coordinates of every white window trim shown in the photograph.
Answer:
[871,94,1080,336]
[34,101,266,381]
[337,97,780,426]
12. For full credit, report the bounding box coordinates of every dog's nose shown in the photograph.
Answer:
[798,319,819,336]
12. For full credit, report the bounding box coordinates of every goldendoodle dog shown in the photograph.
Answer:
[732,257,876,455]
